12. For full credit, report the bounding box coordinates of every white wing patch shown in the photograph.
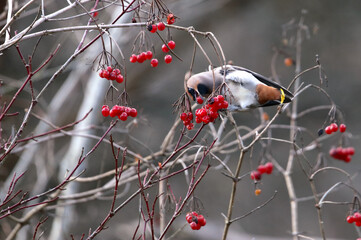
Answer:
[225,70,263,110]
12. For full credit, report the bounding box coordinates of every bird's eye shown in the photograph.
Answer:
[187,88,197,101]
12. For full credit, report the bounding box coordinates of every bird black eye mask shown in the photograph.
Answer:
[187,88,197,101]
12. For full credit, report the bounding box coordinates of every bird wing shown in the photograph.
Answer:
[230,66,294,98]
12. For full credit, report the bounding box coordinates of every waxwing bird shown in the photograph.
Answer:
[185,65,293,111]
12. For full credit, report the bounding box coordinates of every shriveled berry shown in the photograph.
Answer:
[167,13,175,24]
[164,55,172,64]
[250,171,261,181]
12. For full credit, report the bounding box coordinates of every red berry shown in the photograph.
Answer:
[180,113,187,121]
[265,162,273,174]
[346,147,355,156]
[119,112,128,121]
[167,13,175,24]
[101,106,110,117]
[250,171,261,181]
[109,108,117,118]
[347,215,355,223]
[162,44,169,53]
[129,108,138,117]
[339,124,346,132]
[355,221,361,227]
[186,123,194,130]
[99,70,104,78]
[91,8,98,18]
[103,70,110,80]
[196,97,204,104]
[330,123,338,132]
[222,101,229,109]
[187,112,193,120]
[202,115,210,124]
[157,22,166,31]
[217,95,225,102]
[168,40,176,49]
[191,211,198,217]
[148,24,157,33]
[189,222,200,230]
[109,72,117,80]
[146,51,153,60]
[164,55,172,64]
[257,164,267,174]
[150,58,158,67]
[107,66,113,72]
[113,68,121,75]
[353,212,361,222]
[197,215,206,226]
[324,126,333,134]
[130,54,137,63]
[186,213,193,223]
[116,74,124,83]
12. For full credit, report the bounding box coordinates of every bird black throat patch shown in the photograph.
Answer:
[198,83,213,96]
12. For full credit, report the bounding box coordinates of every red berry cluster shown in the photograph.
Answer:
[102,105,137,121]
[325,123,346,134]
[129,51,157,66]
[250,162,273,181]
[147,22,166,33]
[180,112,194,130]
[99,66,124,83]
[186,212,206,230]
[347,212,361,227]
[195,95,228,124]
[161,40,175,64]
[329,146,355,162]
[161,40,176,53]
